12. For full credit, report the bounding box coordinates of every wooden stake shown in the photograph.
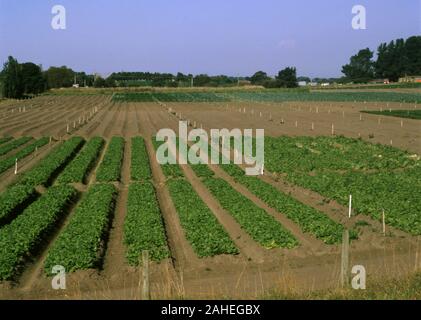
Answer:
[14,158,18,175]
[382,210,386,236]
[141,250,150,300]
[331,124,335,135]
[340,230,350,288]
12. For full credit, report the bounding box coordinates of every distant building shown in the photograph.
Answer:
[72,84,80,88]
[309,82,318,87]
[298,81,307,87]
[321,83,330,87]
[399,76,421,83]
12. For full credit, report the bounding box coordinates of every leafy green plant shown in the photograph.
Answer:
[0,184,36,226]
[96,137,125,182]
[57,137,104,184]
[0,137,49,175]
[0,185,77,280]
[124,182,169,265]
[18,136,84,186]
[152,138,184,179]
[0,136,32,156]
[167,178,238,257]
[131,137,152,181]
[203,177,299,249]
[44,184,116,273]
[0,137,13,146]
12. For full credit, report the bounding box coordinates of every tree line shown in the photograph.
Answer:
[342,36,421,83]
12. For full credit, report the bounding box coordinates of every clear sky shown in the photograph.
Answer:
[0,0,420,78]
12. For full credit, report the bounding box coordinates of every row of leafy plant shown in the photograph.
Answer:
[124,182,170,265]
[152,138,239,257]
[362,109,421,120]
[202,177,299,249]
[96,137,125,182]
[263,136,421,235]
[0,184,36,227]
[167,178,238,257]
[131,137,152,181]
[151,138,184,179]
[219,163,352,244]
[0,185,77,280]
[0,136,32,156]
[44,184,117,273]
[18,136,84,186]
[0,137,49,175]
[0,137,13,146]
[57,137,104,184]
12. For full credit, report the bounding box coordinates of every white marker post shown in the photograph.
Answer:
[14,158,18,175]
[382,210,386,236]
[348,195,352,218]
[260,163,264,175]
[331,124,335,136]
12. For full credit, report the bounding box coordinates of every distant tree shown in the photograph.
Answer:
[1,56,24,98]
[250,71,270,85]
[297,76,311,83]
[193,74,212,87]
[45,66,75,88]
[342,48,375,83]
[21,62,46,94]
[403,36,421,75]
[276,67,298,88]
[93,76,106,88]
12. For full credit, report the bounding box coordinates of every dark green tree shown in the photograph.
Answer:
[342,48,375,83]
[276,67,298,88]
[250,71,270,85]
[1,56,24,98]
[45,66,75,88]
[21,62,46,94]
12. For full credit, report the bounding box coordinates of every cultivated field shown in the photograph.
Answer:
[0,90,420,299]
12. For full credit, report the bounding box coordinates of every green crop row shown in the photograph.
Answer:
[0,137,32,156]
[18,136,84,186]
[96,137,125,182]
[362,109,421,120]
[202,177,298,249]
[124,182,170,265]
[220,163,352,244]
[131,137,152,181]
[0,184,36,227]
[0,185,76,280]
[44,184,117,273]
[0,137,13,146]
[152,138,184,178]
[263,136,421,235]
[167,178,238,257]
[0,137,50,175]
[57,137,104,184]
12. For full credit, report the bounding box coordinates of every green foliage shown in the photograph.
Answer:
[44,184,116,273]
[131,137,152,181]
[96,137,125,182]
[276,67,298,88]
[124,182,170,265]
[0,185,76,280]
[0,137,49,175]
[18,137,84,186]
[220,164,349,244]
[152,138,184,179]
[45,66,75,88]
[362,109,421,120]
[203,177,299,249]
[57,137,104,184]
[0,184,36,226]
[167,178,238,257]
[0,137,13,145]
[0,136,32,156]
[342,48,375,83]
[264,136,421,235]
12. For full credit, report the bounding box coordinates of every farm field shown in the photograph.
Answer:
[0,90,420,299]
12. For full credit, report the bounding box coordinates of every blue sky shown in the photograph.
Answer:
[0,0,420,77]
